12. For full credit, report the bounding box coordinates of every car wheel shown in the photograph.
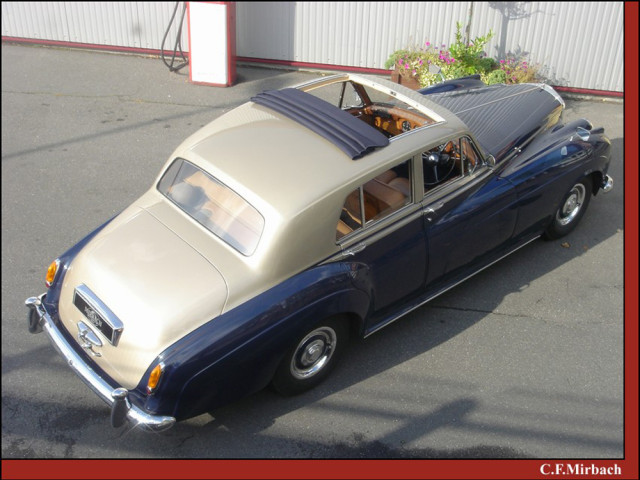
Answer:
[271,317,349,395]
[544,176,592,240]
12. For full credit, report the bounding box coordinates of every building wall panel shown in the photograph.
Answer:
[1,1,624,92]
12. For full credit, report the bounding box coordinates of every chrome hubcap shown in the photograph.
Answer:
[290,327,337,379]
[557,183,586,226]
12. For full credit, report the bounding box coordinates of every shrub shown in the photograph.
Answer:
[386,22,541,88]
[497,54,541,84]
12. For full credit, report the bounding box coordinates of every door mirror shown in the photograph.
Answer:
[485,154,496,168]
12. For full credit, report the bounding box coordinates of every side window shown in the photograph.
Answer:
[422,139,464,192]
[337,188,363,240]
[337,159,412,240]
[461,137,480,175]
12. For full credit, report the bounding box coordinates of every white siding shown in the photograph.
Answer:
[1,1,187,50]
[1,1,624,92]
[237,1,623,92]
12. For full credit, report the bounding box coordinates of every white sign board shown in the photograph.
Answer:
[188,2,236,86]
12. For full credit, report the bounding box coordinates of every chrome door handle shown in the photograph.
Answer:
[424,202,443,222]
[342,242,366,257]
[423,201,444,214]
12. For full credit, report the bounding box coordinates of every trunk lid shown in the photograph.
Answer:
[58,207,228,389]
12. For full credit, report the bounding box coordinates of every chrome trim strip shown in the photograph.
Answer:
[364,236,540,338]
[24,295,175,431]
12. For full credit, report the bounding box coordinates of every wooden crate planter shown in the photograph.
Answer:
[390,69,421,90]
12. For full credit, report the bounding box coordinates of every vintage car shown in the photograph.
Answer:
[25,73,613,431]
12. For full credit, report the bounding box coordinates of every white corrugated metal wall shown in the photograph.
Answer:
[1,2,187,51]
[236,1,624,92]
[1,1,624,92]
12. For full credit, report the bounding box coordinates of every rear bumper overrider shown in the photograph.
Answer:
[601,174,614,193]
[25,294,175,431]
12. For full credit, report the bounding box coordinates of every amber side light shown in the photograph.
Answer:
[147,364,164,394]
[45,260,59,288]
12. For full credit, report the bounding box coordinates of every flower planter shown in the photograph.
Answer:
[390,69,421,90]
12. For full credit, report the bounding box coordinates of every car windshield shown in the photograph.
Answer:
[157,159,265,256]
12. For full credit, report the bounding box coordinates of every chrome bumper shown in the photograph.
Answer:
[601,174,613,193]
[25,294,175,431]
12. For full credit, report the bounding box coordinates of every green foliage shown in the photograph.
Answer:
[482,69,507,85]
[497,54,541,84]
[386,21,540,88]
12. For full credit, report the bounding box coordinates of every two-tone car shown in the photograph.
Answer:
[26,73,613,431]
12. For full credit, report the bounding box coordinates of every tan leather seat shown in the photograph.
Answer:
[363,179,408,221]
[388,177,411,197]
[375,170,398,184]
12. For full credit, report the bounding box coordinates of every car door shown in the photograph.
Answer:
[336,158,428,322]
[420,136,519,287]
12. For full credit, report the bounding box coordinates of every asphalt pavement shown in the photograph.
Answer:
[1,44,626,462]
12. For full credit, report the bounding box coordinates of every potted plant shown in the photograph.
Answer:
[386,23,501,89]
[387,50,423,90]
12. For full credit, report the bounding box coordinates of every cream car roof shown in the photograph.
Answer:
[171,74,466,219]
[156,74,470,300]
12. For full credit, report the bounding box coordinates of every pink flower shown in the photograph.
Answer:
[500,59,505,64]
[426,41,431,46]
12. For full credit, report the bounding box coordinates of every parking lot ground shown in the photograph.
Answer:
[1,43,635,479]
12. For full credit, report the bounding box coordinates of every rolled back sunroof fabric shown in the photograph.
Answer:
[251,88,389,159]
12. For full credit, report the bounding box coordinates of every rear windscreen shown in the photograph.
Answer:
[158,159,264,256]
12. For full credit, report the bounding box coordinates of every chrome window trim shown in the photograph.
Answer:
[336,157,415,244]
[460,135,485,174]
[334,202,422,256]
[420,135,490,200]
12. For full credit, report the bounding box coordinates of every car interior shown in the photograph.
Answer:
[306,79,437,139]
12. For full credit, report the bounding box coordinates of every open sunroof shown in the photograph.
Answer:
[251,88,389,160]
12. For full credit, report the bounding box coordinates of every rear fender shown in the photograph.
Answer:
[140,262,370,419]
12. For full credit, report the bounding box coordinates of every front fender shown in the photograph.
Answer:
[501,119,611,240]
[140,261,370,420]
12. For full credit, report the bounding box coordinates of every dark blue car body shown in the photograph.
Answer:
[28,77,613,429]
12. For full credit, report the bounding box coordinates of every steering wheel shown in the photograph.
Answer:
[423,145,457,186]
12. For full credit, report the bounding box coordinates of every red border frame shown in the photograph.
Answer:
[1,2,637,479]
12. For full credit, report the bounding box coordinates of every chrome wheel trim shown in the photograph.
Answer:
[556,183,586,226]
[290,326,337,380]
